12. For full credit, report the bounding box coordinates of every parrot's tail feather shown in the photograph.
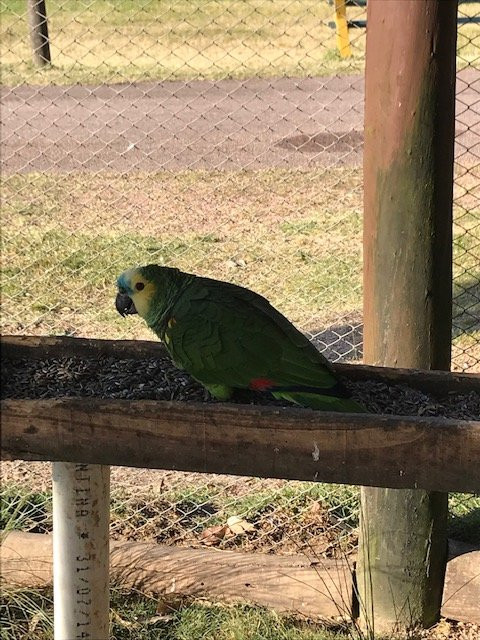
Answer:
[271,382,350,398]
[273,391,367,413]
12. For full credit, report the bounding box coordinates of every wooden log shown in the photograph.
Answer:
[1,398,479,493]
[2,532,479,624]
[442,544,480,625]
[0,532,353,620]
[2,335,479,396]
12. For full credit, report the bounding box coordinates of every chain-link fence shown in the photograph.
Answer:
[1,1,479,635]
[453,1,480,372]
[1,1,478,370]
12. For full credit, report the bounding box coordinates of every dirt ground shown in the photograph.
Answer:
[1,458,359,558]
[1,69,478,174]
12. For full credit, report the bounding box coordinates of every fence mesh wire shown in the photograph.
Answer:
[2,462,479,557]
[453,0,480,372]
[1,0,478,369]
[1,0,479,631]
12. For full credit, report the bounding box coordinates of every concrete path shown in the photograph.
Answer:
[1,69,478,174]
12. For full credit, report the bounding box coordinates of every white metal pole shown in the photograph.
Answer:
[52,462,110,640]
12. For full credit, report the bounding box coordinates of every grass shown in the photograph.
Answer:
[452,200,480,370]
[1,1,478,86]
[457,0,480,67]
[1,168,364,340]
[3,587,478,640]
[2,481,479,549]
[453,208,480,336]
[448,493,480,545]
[0,0,367,85]
[108,596,352,640]
[2,167,479,369]
[1,587,354,640]
[109,480,360,555]
[0,478,360,555]
[0,485,52,537]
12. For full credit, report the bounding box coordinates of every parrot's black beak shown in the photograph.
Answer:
[115,292,138,317]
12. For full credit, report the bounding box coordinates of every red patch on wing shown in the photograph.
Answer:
[249,378,275,391]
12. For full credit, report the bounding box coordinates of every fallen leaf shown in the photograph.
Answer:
[226,515,255,535]
[200,524,229,546]
[430,619,452,638]
[146,614,173,623]
[307,501,322,516]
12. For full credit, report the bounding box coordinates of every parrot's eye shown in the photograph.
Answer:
[135,282,145,291]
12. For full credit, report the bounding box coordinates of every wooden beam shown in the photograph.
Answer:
[2,335,479,396]
[2,398,479,493]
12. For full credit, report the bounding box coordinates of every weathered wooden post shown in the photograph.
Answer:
[27,0,51,67]
[358,0,458,634]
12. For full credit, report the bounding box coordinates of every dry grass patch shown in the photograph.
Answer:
[2,0,477,86]
[1,0,366,85]
[1,168,364,337]
[1,167,478,370]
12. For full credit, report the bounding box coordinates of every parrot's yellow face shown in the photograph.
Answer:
[115,268,155,319]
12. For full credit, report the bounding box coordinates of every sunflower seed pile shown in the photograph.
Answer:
[2,356,479,420]
[1,356,208,403]
[346,380,479,420]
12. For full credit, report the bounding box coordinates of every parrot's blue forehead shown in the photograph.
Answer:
[117,271,135,295]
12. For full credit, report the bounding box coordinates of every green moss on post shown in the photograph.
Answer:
[359,0,458,633]
[357,490,448,633]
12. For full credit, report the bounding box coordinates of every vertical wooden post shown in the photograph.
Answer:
[27,0,51,67]
[334,0,352,58]
[358,0,458,634]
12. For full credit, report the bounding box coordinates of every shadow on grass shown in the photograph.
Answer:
[310,318,363,362]
[307,273,480,363]
[448,507,480,546]
[453,274,480,337]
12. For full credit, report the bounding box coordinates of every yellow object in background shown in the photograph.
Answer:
[334,0,352,58]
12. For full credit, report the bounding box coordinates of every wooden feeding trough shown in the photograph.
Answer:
[2,334,480,636]
[2,334,480,493]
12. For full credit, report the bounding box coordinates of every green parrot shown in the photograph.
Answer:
[115,265,365,413]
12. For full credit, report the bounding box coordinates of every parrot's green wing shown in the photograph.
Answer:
[159,278,364,413]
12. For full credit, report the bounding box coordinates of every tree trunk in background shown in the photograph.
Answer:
[359,0,458,633]
[27,0,51,66]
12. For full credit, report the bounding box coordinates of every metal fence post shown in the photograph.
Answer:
[27,0,51,66]
[52,462,110,640]
[334,0,352,58]
[359,0,458,633]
